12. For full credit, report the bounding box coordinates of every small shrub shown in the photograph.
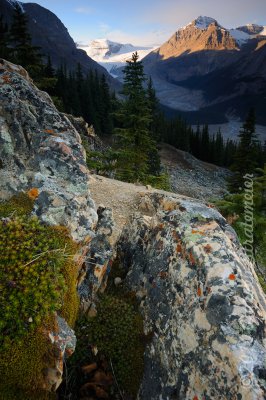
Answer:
[0,216,77,345]
[144,172,171,191]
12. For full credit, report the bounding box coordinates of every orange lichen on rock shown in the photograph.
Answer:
[44,129,54,134]
[204,244,212,254]
[2,74,12,84]
[229,274,236,281]
[172,230,179,240]
[27,188,39,200]
[192,229,204,235]
[197,287,202,297]
[159,271,168,279]
[193,396,199,400]
[176,243,182,253]
[189,251,196,265]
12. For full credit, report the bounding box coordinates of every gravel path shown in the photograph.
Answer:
[89,175,150,242]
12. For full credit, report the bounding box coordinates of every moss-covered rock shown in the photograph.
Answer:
[0,192,34,218]
[0,318,57,399]
[0,196,79,395]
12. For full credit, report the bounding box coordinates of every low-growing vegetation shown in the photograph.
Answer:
[0,193,80,396]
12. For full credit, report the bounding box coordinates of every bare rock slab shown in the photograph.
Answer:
[118,193,266,400]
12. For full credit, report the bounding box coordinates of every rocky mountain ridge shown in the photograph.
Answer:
[0,59,266,399]
[0,0,119,89]
[141,16,266,126]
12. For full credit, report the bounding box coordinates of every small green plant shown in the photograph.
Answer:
[144,171,171,191]
[0,215,72,345]
[0,194,80,396]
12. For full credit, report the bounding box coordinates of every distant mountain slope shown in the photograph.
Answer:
[0,0,119,89]
[80,39,156,77]
[142,16,266,125]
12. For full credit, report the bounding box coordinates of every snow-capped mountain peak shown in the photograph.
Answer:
[230,24,266,45]
[179,16,266,46]
[193,16,219,29]
[85,39,137,61]
[236,24,266,35]
[229,29,251,45]
[182,16,220,31]
[79,39,157,77]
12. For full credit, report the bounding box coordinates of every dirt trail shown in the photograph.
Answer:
[89,175,149,239]
[89,174,189,242]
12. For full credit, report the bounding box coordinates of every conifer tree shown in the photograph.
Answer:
[146,77,162,176]
[228,108,259,192]
[99,74,113,135]
[9,4,43,77]
[44,55,55,78]
[114,52,158,183]
[0,15,9,59]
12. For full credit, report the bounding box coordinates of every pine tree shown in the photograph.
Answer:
[228,108,259,192]
[99,74,113,135]
[114,52,157,183]
[146,77,162,176]
[9,4,43,77]
[0,15,9,59]
[213,128,224,166]
[44,55,55,78]
[38,55,57,93]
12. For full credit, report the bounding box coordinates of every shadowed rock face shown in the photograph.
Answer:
[118,193,266,399]
[0,0,119,89]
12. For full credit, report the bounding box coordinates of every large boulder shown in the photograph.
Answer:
[0,59,100,393]
[0,59,97,241]
[118,193,266,400]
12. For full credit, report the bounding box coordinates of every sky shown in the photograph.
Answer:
[19,0,266,47]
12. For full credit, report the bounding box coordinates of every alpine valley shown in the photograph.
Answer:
[1,0,266,135]
[103,16,266,136]
[142,16,266,130]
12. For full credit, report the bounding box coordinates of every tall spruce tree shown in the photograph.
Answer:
[114,52,159,183]
[0,15,9,59]
[228,108,259,192]
[9,4,43,77]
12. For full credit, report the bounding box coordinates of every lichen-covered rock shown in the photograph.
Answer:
[0,60,109,393]
[118,193,266,400]
[78,206,114,310]
[0,59,97,240]
[66,114,107,153]
[44,316,76,391]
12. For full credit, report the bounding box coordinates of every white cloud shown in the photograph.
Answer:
[96,26,172,46]
[75,6,94,15]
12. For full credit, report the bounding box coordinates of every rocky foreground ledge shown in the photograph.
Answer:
[0,60,266,399]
